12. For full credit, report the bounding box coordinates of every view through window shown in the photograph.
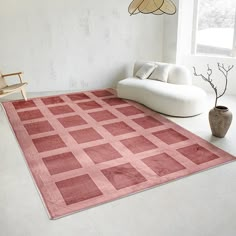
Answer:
[195,0,236,57]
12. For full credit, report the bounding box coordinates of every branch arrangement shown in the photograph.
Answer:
[193,63,234,107]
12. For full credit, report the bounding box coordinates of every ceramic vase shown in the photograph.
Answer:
[208,106,233,138]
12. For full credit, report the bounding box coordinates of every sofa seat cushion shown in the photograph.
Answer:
[117,78,207,117]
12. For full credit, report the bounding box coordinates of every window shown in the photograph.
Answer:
[192,0,236,57]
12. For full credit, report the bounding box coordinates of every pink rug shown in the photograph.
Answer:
[3,89,235,219]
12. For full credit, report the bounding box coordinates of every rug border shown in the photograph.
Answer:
[52,157,235,220]
[1,88,116,105]
[2,88,235,158]
[0,102,52,219]
[1,88,235,220]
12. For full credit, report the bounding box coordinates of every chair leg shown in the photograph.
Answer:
[21,87,27,101]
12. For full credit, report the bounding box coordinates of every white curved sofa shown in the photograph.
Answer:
[117,61,207,117]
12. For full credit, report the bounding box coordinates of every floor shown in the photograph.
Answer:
[0,92,236,236]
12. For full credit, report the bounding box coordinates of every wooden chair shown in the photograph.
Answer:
[0,71,28,101]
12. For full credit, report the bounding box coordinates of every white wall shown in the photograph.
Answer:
[162,0,179,63]
[0,0,163,92]
[176,0,195,63]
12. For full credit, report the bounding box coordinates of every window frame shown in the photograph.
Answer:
[191,0,236,57]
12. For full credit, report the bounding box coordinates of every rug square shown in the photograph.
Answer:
[56,174,103,205]
[67,93,90,101]
[43,152,82,175]
[142,153,186,177]
[13,100,36,110]
[33,134,66,153]
[89,110,117,122]
[49,105,74,115]
[77,101,102,110]
[92,90,113,97]
[177,144,219,165]
[117,106,143,116]
[18,109,44,121]
[103,121,135,136]
[24,120,54,135]
[70,128,103,144]
[133,116,163,129]
[41,96,64,105]
[103,97,127,106]
[121,136,157,154]
[101,163,147,190]
[84,143,122,164]
[153,128,188,145]
[58,115,87,128]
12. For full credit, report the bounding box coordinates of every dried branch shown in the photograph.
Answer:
[193,64,234,107]
[217,63,234,99]
[193,65,218,107]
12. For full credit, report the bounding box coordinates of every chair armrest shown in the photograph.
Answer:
[2,72,24,83]
[2,72,23,78]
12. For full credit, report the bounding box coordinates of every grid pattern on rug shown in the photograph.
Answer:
[3,89,235,219]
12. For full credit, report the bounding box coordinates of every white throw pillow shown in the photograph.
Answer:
[149,64,170,82]
[135,63,157,80]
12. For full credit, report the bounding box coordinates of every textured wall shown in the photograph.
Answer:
[0,0,163,92]
[162,0,179,63]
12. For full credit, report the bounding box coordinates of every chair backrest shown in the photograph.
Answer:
[133,61,192,85]
[0,73,7,89]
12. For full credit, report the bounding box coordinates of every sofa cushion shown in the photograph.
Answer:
[149,63,170,82]
[135,63,157,80]
[168,65,192,85]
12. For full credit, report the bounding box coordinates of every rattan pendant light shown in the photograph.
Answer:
[128,0,177,16]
